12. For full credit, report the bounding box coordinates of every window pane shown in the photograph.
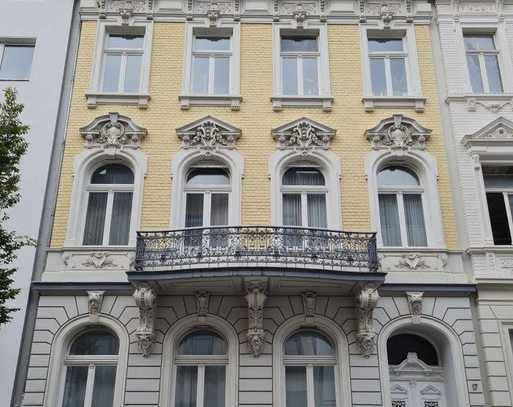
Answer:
[192,56,209,94]
[62,366,88,407]
[387,334,439,366]
[281,36,318,52]
[283,168,325,186]
[211,193,229,226]
[404,194,427,247]
[307,194,327,228]
[368,38,403,53]
[102,54,121,92]
[178,330,226,355]
[283,194,302,226]
[486,192,512,245]
[109,192,133,245]
[193,36,231,51]
[314,366,336,407]
[187,168,230,185]
[214,57,230,95]
[286,366,308,407]
[282,57,298,95]
[466,54,483,93]
[83,192,108,246]
[91,164,134,184]
[483,166,513,188]
[285,330,334,355]
[464,35,495,51]
[204,366,226,407]
[175,366,198,407]
[107,34,144,49]
[303,57,319,96]
[485,54,503,93]
[0,45,34,80]
[370,58,387,96]
[379,194,402,247]
[70,329,119,355]
[378,166,419,186]
[390,58,407,96]
[91,366,117,407]
[124,55,142,93]
[185,194,204,228]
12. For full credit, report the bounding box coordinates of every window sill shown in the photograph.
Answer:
[86,92,151,109]
[271,96,334,112]
[362,96,426,112]
[179,95,242,111]
[0,78,30,82]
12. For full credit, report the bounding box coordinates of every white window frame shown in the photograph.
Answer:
[183,166,231,228]
[281,167,328,228]
[272,22,332,112]
[180,22,241,110]
[81,165,135,246]
[377,174,427,248]
[463,31,503,95]
[501,323,513,399]
[0,39,35,81]
[87,19,153,108]
[361,25,425,112]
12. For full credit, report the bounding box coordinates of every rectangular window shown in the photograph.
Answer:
[191,34,231,95]
[101,33,144,93]
[464,34,503,94]
[0,43,34,80]
[175,365,225,407]
[483,166,513,245]
[368,36,408,97]
[280,34,320,96]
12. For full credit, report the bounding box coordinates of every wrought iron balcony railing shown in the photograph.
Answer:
[135,226,378,273]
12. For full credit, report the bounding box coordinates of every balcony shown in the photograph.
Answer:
[134,226,378,275]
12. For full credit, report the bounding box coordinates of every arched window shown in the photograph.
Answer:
[184,167,231,228]
[283,330,337,407]
[387,334,439,366]
[377,166,427,247]
[174,330,228,407]
[82,163,134,246]
[282,167,327,228]
[61,328,120,407]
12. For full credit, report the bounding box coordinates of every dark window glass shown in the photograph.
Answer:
[281,36,318,53]
[70,329,119,355]
[283,167,325,186]
[387,333,438,366]
[285,330,334,356]
[486,192,512,245]
[178,330,226,355]
[0,45,34,80]
[91,164,134,184]
[186,168,230,185]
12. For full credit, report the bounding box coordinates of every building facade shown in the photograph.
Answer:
[0,1,75,405]
[12,0,505,406]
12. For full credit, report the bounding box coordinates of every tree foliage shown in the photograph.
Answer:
[0,88,30,325]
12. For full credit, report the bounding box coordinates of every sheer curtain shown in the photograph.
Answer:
[378,194,401,246]
[314,366,336,407]
[109,192,133,245]
[185,194,204,227]
[204,366,226,407]
[176,366,198,407]
[210,194,229,226]
[283,194,302,226]
[91,366,117,407]
[83,192,108,245]
[404,194,427,247]
[285,366,308,407]
[62,366,88,407]
[307,194,327,228]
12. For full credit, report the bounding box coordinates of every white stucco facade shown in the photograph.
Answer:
[0,1,75,405]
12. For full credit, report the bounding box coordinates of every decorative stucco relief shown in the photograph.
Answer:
[87,291,105,321]
[406,291,423,323]
[176,116,241,151]
[378,252,448,272]
[272,117,336,152]
[244,278,267,357]
[59,251,134,271]
[133,283,157,357]
[355,285,379,357]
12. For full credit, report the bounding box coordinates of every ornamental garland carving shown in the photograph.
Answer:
[244,278,268,357]
[355,285,379,358]
[80,112,147,150]
[272,117,336,151]
[97,0,152,12]
[133,283,157,357]
[176,116,241,151]
[365,114,431,151]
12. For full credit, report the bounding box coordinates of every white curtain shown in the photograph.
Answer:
[307,194,327,228]
[83,192,108,245]
[285,366,308,407]
[404,194,427,247]
[378,194,401,246]
[91,366,117,407]
[176,366,198,407]
[283,194,302,226]
[185,194,204,227]
[210,193,229,226]
[62,366,88,407]
[204,366,226,407]
[314,366,336,407]
[109,192,133,245]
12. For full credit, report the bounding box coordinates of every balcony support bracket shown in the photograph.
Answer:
[244,278,268,357]
[133,282,158,357]
[355,284,380,358]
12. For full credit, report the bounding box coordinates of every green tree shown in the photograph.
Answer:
[0,88,30,325]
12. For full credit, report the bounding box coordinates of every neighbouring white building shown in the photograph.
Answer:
[0,0,75,406]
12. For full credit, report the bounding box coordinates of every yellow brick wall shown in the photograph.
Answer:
[50,21,457,250]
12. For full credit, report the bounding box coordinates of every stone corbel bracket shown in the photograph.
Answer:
[196,291,211,322]
[88,291,105,321]
[244,278,268,357]
[302,291,317,324]
[133,282,157,357]
[355,285,380,358]
[406,291,423,323]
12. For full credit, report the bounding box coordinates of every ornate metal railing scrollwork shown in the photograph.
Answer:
[135,226,378,273]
